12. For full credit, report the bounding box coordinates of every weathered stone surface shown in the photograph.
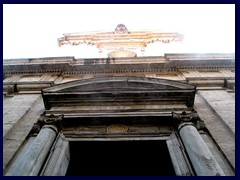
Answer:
[194,94,235,168]
[198,90,235,134]
[3,94,41,139]
[201,133,234,175]
[3,95,44,173]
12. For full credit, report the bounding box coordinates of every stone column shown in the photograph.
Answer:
[40,133,70,176]
[173,111,225,176]
[6,114,63,176]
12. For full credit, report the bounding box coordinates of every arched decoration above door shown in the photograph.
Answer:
[42,76,196,111]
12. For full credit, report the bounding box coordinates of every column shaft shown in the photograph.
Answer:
[179,124,225,176]
[40,133,70,176]
[6,125,57,176]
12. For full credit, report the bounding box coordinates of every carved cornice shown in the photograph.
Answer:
[3,58,235,75]
[3,67,235,76]
[57,24,183,53]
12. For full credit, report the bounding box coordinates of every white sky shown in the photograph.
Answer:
[3,4,235,59]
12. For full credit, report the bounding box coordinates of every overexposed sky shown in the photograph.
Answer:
[3,4,235,59]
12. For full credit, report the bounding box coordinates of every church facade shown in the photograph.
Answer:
[3,25,235,176]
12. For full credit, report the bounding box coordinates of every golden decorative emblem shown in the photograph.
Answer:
[106,124,128,133]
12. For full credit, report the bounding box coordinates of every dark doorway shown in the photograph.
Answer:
[66,140,176,176]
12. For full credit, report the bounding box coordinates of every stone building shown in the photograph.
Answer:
[3,25,235,176]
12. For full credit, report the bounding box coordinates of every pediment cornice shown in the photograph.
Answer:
[42,76,196,110]
[43,76,195,93]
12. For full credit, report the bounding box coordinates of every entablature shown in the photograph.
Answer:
[3,56,235,76]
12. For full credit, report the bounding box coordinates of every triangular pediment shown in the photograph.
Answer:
[42,76,196,110]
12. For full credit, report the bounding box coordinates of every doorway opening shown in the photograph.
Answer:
[66,140,175,176]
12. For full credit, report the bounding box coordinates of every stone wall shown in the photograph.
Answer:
[3,94,45,173]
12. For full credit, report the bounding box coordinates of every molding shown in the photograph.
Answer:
[42,76,196,92]
[57,25,183,50]
[3,63,235,76]
[41,76,196,110]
